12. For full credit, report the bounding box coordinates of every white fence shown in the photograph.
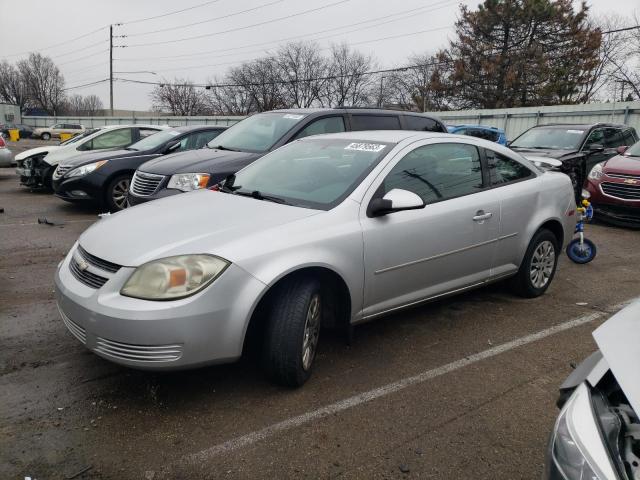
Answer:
[21,115,244,128]
[426,101,640,139]
[22,101,640,139]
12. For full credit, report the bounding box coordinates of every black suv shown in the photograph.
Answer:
[53,126,226,211]
[128,108,447,206]
[509,123,638,198]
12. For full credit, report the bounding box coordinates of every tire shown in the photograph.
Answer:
[263,276,322,387]
[104,174,132,212]
[566,238,597,264]
[512,229,559,298]
[41,132,51,140]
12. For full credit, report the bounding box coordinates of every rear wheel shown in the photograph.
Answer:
[512,229,559,298]
[104,174,132,212]
[41,132,51,140]
[566,238,596,264]
[263,276,322,387]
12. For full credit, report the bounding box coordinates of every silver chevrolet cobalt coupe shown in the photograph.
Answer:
[55,131,576,386]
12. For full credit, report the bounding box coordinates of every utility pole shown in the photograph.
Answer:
[109,24,114,116]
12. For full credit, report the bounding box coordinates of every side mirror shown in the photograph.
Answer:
[506,140,512,147]
[588,143,604,153]
[369,189,425,217]
[165,140,181,153]
[617,145,628,155]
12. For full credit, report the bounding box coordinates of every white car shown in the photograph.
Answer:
[32,122,85,140]
[0,135,13,167]
[14,125,168,188]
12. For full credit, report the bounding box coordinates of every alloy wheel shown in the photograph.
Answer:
[530,240,555,288]
[301,294,321,371]
[112,178,130,210]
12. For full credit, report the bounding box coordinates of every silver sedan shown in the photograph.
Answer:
[55,131,576,386]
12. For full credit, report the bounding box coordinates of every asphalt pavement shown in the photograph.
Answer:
[1,145,639,479]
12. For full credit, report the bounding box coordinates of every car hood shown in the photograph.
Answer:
[139,148,261,176]
[511,147,579,160]
[593,299,640,415]
[14,145,60,161]
[44,146,132,166]
[79,189,320,267]
[60,148,156,167]
[602,154,640,174]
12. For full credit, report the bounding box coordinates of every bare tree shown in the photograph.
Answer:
[604,13,640,100]
[0,61,29,111]
[83,94,104,115]
[150,79,208,115]
[228,58,285,112]
[205,77,255,115]
[17,53,65,114]
[65,94,86,115]
[276,41,329,108]
[321,43,376,107]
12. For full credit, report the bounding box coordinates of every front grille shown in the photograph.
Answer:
[95,337,183,362]
[53,165,73,179]
[59,305,86,344]
[77,245,121,273]
[130,171,164,196]
[601,182,640,200]
[69,256,109,289]
[607,172,640,181]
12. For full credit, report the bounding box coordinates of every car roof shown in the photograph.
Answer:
[306,130,448,143]
[270,107,442,119]
[169,125,227,133]
[450,124,503,131]
[533,123,630,129]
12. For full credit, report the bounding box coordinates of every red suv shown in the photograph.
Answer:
[584,141,640,227]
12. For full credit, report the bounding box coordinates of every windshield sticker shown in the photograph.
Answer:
[283,114,305,120]
[567,130,584,134]
[166,131,180,136]
[345,142,386,152]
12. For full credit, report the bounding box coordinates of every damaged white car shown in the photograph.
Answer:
[546,300,640,480]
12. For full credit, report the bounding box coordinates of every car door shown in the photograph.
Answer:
[359,140,501,318]
[582,128,608,171]
[483,148,539,277]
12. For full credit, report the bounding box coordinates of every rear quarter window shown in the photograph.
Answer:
[403,116,444,132]
[350,115,401,131]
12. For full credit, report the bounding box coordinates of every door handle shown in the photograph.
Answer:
[473,211,493,222]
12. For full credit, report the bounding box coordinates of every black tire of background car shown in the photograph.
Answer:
[41,132,51,140]
[512,228,559,298]
[263,276,322,387]
[104,174,133,213]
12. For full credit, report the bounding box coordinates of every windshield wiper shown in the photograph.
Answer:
[210,144,239,152]
[125,147,139,151]
[235,189,288,204]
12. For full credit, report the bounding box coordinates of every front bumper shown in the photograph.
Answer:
[127,186,182,206]
[53,172,105,204]
[585,180,640,227]
[54,247,266,369]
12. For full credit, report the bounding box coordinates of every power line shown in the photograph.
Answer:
[58,49,110,66]
[601,25,640,34]
[50,40,108,59]
[125,0,285,37]
[115,0,456,62]
[119,0,223,25]
[0,26,107,59]
[121,0,353,47]
[63,78,110,91]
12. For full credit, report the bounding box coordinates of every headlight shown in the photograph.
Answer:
[547,384,618,480]
[167,173,210,192]
[588,163,604,180]
[66,160,108,178]
[120,254,229,300]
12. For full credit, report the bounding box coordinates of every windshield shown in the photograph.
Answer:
[625,140,640,157]
[61,128,100,145]
[127,129,175,151]
[225,138,393,210]
[510,127,585,150]
[206,112,308,153]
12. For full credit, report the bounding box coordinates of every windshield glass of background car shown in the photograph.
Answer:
[510,127,584,150]
[626,141,640,157]
[61,128,99,145]
[128,129,178,150]
[229,138,394,209]
[206,113,307,152]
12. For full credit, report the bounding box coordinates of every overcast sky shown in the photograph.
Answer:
[0,0,637,112]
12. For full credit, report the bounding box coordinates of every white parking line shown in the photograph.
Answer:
[185,301,632,464]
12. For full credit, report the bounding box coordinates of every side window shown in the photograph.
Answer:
[583,129,604,148]
[52,124,63,129]
[350,115,400,131]
[189,130,223,149]
[403,116,441,132]
[173,137,190,152]
[294,116,345,140]
[622,129,635,145]
[382,143,483,204]
[138,128,159,139]
[603,128,626,148]
[485,149,533,185]
[91,129,133,150]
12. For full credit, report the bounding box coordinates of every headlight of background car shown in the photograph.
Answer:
[547,384,620,480]
[167,173,211,192]
[66,160,108,178]
[588,163,604,180]
[121,254,229,300]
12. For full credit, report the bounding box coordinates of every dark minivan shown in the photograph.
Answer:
[128,108,447,206]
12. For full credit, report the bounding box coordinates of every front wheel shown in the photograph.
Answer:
[41,132,51,140]
[104,174,132,212]
[566,238,597,264]
[263,277,322,387]
[512,229,559,298]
